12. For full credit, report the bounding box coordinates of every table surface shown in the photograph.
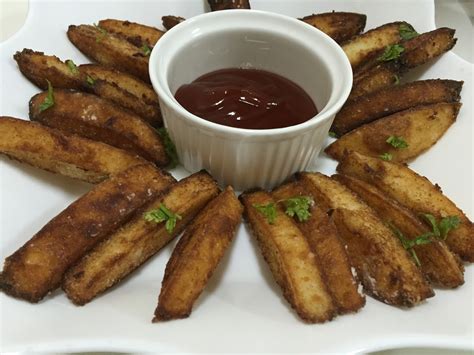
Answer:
[0,1,472,354]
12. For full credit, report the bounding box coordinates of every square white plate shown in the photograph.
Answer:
[1,0,472,353]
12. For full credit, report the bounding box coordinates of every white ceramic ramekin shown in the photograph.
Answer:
[149,10,352,190]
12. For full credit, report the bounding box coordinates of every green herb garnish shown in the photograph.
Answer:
[157,127,179,169]
[282,196,313,222]
[86,75,96,86]
[39,80,55,112]
[378,44,405,62]
[389,224,432,266]
[94,23,108,42]
[253,202,277,224]
[144,203,182,234]
[421,214,460,241]
[66,59,79,75]
[253,196,314,224]
[386,135,408,149]
[393,74,400,85]
[328,131,337,138]
[141,44,152,56]
[380,152,393,161]
[389,214,460,266]
[399,23,419,40]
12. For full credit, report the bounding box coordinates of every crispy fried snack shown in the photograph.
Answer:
[401,27,456,69]
[337,151,474,262]
[67,24,150,83]
[0,164,175,303]
[331,79,463,136]
[240,190,336,323]
[162,16,185,31]
[153,186,242,321]
[298,172,434,307]
[333,174,464,288]
[14,49,83,90]
[208,0,251,11]
[300,12,366,44]
[29,90,168,166]
[0,116,146,183]
[342,22,410,69]
[84,74,162,126]
[326,102,460,162]
[14,50,161,126]
[272,182,365,314]
[350,62,403,100]
[98,19,165,48]
[63,171,219,305]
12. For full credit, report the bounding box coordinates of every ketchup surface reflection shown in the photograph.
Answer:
[175,68,318,129]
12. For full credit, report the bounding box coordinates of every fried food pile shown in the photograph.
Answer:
[0,0,472,323]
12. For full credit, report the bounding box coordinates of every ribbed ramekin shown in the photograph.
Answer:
[149,10,352,190]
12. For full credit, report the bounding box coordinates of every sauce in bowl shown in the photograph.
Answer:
[175,68,318,129]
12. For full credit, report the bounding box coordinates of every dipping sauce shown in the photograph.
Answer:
[174,68,318,129]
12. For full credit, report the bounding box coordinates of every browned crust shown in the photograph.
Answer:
[333,174,464,288]
[29,90,168,166]
[337,151,474,262]
[67,24,150,83]
[89,79,162,126]
[331,79,463,136]
[326,102,460,162]
[153,187,243,321]
[162,16,185,31]
[342,21,409,69]
[0,164,175,303]
[98,19,164,48]
[79,63,161,126]
[401,27,457,68]
[0,116,146,183]
[207,0,251,11]
[240,190,336,323]
[272,182,365,314]
[62,171,219,305]
[350,61,403,100]
[13,49,83,90]
[300,12,366,44]
[297,172,434,307]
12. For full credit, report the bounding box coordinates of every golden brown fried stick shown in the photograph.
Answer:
[63,171,219,305]
[0,116,146,183]
[162,16,185,31]
[300,12,366,44]
[298,172,434,307]
[85,77,162,126]
[331,79,463,136]
[0,164,174,303]
[351,27,456,86]
[13,50,161,126]
[350,61,403,100]
[326,102,460,162]
[272,181,365,314]
[337,151,474,262]
[98,19,165,48]
[400,27,456,69]
[208,0,251,11]
[29,89,168,166]
[153,186,243,321]
[333,174,464,288]
[67,24,150,83]
[240,190,336,323]
[80,63,161,126]
[342,22,411,70]
[14,49,83,90]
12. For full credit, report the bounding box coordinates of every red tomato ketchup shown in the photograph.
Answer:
[174,68,318,129]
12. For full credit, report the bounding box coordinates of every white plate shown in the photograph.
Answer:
[0,0,472,353]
